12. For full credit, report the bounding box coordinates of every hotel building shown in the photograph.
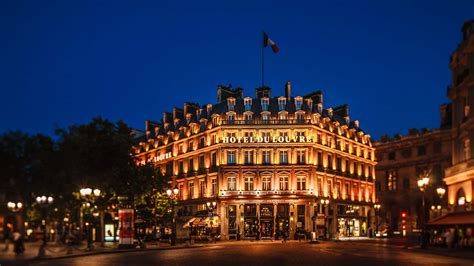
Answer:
[134,82,377,240]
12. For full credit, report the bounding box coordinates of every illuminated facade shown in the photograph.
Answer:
[134,82,377,240]
[444,20,474,212]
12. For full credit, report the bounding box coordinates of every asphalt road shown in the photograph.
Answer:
[14,241,474,266]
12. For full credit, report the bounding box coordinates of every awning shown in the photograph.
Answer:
[427,211,474,226]
[183,216,219,228]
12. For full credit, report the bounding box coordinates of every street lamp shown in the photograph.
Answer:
[79,187,101,250]
[206,201,217,242]
[320,199,330,239]
[166,186,179,246]
[7,202,23,212]
[417,176,430,248]
[36,195,54,257]
[374,204,381,237]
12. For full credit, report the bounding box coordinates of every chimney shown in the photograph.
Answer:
[285,81,291,100]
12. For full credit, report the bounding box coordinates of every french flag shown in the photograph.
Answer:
[263,32,280,53]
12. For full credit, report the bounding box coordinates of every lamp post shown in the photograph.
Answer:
[36,195,53,258]
[374,204,381,237]
[417,176,430,248]
[436,187,446,217]
[320,199,330,239]
[206,201,217,242]
[80,188,101,250]
[166,186,179,246]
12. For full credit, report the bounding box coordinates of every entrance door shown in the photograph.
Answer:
[260,219,273,238]
[260,204,274,239]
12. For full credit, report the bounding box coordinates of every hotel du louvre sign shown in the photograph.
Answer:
[139,152,173,165]
[220,135,313,144]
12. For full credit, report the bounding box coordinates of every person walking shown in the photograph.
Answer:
[12,231,24,254]
[3,223,13,251]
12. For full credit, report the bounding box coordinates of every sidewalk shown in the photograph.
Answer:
[340,238,474,260]
[0,241,202,263]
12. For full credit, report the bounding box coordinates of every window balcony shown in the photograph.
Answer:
[221,119,311,125]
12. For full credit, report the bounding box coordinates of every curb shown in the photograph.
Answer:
[32,244,204,261]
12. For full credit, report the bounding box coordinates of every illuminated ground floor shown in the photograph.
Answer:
[177,197,375,240]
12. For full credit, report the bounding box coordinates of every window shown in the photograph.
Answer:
[336,157,342,171]
[401,148,411,158]
[327,154,333,169]
[189,140,194,150]
[245,113,252,121]
[244,132,253,138]
[227,151,236,164]
[280,132,289,138]
[317,151,323,166]
[199,155,205,170]
[387,170,397,191]
[188,182,194,199]
[279,112,287,120]
[388,152,396,160]
[244,150,254,165]
[279,176,289,190]
[200,137,205,148]
[279,150,289,164]
[262,113,269,121]
[199,179,205,197]
[417,145,426,156]
[211,152,217,167]
[244,176,254,191]
[179,184,184,200]
[403,178,410,190]
[179,161,184,174]
[262,132,271,138]
[278,97,286,111]
[262,150,272,164]
[464,138,471,160]
[295,97,303,110]
[261,98,269,111]
[166,162,173,176]
[211,178,217,195]
[227,98,236,111]
[227,114,235,122]
[296,150,306,164]
[179,144,184,154]
[262,176,271,191]
[433,142,442,154]
[327,179,333,195]
[296,131,305,137]
[296,113,304,121]
[189,158,194,172]
[244,97,252,111]
[297,176,306,190]
[227,176,236,191]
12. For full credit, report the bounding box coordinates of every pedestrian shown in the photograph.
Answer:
[444,229,453,248]
[12,231,24,255]
[3,223,13,251]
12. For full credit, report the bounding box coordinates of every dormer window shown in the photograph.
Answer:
[244,97,252,112]
[228,114,235,121]
[261,97,269,111]
[295,96,303,110]
[227,98,236,111]
[196,109,202,119]
[186,113,192,123]
[306,99,313,110]
[278,97,286,111]
[262,113,269,121]
[207,104,212,114]
[296,113,304,121]
[245,113,252,121]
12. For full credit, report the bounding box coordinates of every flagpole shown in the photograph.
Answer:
[262,30,264,88]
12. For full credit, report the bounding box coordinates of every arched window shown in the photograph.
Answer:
[456,188,466,206]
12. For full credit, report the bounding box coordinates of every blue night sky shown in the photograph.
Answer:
[1,1,473,139]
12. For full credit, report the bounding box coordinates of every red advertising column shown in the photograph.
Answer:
[118,209,134,247]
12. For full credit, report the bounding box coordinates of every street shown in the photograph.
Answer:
[7,241,472,266]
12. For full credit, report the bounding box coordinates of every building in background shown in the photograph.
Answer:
[134,82,377,240]
[374,118,452,236]
[430,20,474,234]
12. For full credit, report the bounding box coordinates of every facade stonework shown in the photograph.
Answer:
[135,83,377,240]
